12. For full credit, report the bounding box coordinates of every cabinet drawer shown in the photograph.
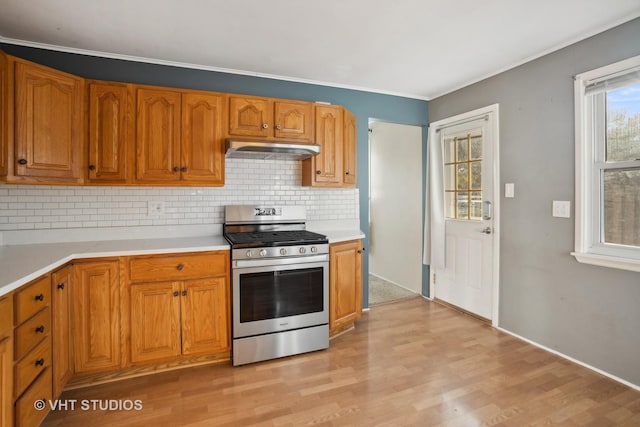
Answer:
[14,307,50,361]
[0,294,12,336]
[129,252,228,283]
[15,368,52,427]
[14,276,50,325]
[14,337,50,398]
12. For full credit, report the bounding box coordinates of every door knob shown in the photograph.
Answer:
[481,227,492,234]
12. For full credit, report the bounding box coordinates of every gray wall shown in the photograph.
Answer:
[429,18,640,386]
[0,43,429,308]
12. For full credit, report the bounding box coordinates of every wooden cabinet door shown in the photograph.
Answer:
[343,109,357,186]
[51,265,72,397]
[72,261,120,373]
[311,104,343,185]
[228,96,272,137]
[181,277,229,356]
[274,100,313,142]
[329,240,363,332]
[0,294,12,427]
[0,51,9,178]
[14,60,84,183]
[181,92,225,185]
[130,282,181,363]
[136,87,181,182]
[88,82,133,183]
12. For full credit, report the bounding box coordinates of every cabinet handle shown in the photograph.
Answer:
[18,159,27,165]
[173,291,179,297]
[180,166,187,173]
[275,124,282,130]
[262,123,269,129]
[34,294,44,302]
[182,290,187,297]
[357,250,362,254]
[35,358,45,367]
[176,264,184,271]
[88,165,96,171]
[57,283,65,290]
[173,167,180,172]
[316,170,321,175]
[35,325,45,334]
[345,171,350,175]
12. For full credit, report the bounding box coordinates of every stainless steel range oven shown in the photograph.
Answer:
[224,206,329,366]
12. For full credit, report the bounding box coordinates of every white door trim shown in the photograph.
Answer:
[429,104,500,327]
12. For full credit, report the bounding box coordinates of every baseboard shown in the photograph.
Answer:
[496,326,640,392]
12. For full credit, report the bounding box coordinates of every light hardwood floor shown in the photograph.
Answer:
[43,298,640,426]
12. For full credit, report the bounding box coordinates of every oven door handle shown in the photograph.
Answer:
[233,254,329,268]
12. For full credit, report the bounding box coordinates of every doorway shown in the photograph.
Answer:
[428,105,500,324]
[368,121,423,305]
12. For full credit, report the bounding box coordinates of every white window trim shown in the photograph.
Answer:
[573,55,640,273]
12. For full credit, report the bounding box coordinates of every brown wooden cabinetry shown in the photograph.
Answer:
[0,294,13,427]
[87,81,134,183]
[343,109,357,186]
[303,104,344,186]
[329,240,363,334]
[136,87,225,185]
[0,51,10,178]
[12,58,84,184]
[72,260,120,374]
[126,251,230,364]
[51,264,73,397]
[228,96,314,142]
[12,275,52,427]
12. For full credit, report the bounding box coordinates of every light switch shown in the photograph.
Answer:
[552,201,571,218]
[505,183,515,198]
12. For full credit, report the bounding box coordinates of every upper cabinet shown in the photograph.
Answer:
[136,86,225,186]
[87,81,134,184]
[0,51,9,178]
[343,109,357,186]
[228,96,314,142]
[12,58,84,184]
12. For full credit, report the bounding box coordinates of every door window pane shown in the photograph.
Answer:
[471,192,483,220]
[470,138,482,160]
[456,138,468,161]
[471,162,481,190]
[457,192,469,219]
[602,168,640,246]
[456,164,469,190]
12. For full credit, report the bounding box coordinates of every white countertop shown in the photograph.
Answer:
[0,228,365,297]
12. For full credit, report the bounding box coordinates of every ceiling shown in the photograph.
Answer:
[0,1,638,100]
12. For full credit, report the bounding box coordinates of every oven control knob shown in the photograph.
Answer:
[280,248,287,255]
[299,247,306,254]
[310,246,318,253]
[246,250,252,258]
[259,249,267,257]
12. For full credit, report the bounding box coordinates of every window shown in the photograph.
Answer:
[444,131,482,220]
[573,55,640,272]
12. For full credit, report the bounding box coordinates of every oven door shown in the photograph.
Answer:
[232,255,328,338]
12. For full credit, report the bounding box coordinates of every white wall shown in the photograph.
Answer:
[0,158,359,243]
[369,121,422,293]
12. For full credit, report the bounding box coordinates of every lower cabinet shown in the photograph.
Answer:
[0,294,13,427]
[329,239,364,334]
[126,251,230,365]
[51,264,72,397]
[72,260,121,374]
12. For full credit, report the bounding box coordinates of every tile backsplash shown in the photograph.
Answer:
[0,158,359,232]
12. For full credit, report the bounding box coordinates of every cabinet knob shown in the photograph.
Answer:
[57,283,65,290]
[357,250,362,254]
[18,158,27,165]
[173,167,180,172]
[88,165,96,171]
[180,166,187,173]
[34,293,44,302]
[176,264,184,271]
[35,325,45,334]
[35,358,45,367]
[345,171,350,175]
[182,290,187,296]
[275,124,282,130]
[262,123,269,129]
[316,170,321,175]
[173,291,179,297]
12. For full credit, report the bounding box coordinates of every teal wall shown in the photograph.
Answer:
[1,43,430,306]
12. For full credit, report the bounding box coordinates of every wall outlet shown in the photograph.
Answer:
[147,201,165,217]
[552,200,571,218]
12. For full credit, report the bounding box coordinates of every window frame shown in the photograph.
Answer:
[573,55,640,272]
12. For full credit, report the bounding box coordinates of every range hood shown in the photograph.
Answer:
[225,139,321,160]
